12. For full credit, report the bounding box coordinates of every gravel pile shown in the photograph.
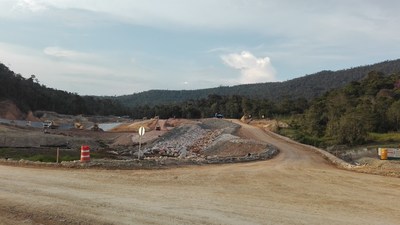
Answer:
[143,124,208,157]
[141,119,240,158]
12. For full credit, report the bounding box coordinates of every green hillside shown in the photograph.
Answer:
[116,59,400,107]
[286,71,400,146]
[0,63,128,116]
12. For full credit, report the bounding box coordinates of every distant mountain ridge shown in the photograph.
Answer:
[116,59,400,107]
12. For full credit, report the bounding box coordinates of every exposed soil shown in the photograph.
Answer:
[353,157,400,177]
[0,100,24,120]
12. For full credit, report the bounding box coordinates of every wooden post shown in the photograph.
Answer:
[56,147,60,163]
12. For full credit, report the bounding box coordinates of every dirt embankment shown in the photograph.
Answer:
[0,100,38,120]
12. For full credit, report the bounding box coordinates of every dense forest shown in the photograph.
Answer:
[291,71,400,146]
[0,63,128,116]
[116,59,400,107]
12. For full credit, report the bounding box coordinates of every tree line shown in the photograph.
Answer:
[0,63,128,116]
[129,94,308,119]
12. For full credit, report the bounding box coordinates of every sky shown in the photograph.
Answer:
[1,0,400,96]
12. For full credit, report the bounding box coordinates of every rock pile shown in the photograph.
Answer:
[141,119,240,158]
[143,124,209,158]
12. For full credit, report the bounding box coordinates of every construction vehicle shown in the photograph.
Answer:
[214,113,224,119]
[74,122,84,129]
[155,117,161,130]
[42,120,58,129]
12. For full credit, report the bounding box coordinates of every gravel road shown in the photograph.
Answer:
[1,120,400,225]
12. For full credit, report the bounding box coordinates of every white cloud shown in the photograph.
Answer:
[43,46,96,61]
[14,0,47,12]
[221,51,276,84]
[9,1,397,38]
[1,0,400,94]
[0,42,170,95]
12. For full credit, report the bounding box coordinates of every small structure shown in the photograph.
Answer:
[378,147,400,160]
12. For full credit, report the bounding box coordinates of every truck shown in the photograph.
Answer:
[42,120,58,129]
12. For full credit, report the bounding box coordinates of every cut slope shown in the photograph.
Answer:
[0,100,25,120]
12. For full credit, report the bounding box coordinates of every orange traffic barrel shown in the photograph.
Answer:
[380,148,388,160]
[80,145,90,162]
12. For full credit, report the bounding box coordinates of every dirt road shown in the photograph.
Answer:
[1,121,400,225]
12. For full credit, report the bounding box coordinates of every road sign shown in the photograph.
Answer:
[137,126,146,160]
[138,126,145,136]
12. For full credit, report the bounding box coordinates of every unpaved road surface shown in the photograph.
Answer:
[1,121,400,225]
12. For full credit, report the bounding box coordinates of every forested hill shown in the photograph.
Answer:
[0,63,128,116]
[116,59,400,107]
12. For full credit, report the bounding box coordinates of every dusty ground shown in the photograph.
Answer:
[1,120,400,225]
[354,157,400,177]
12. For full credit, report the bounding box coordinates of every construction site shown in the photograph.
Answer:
[1,102,400,225]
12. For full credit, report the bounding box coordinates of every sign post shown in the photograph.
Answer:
[138,126,145,160]
[56,147,60,163]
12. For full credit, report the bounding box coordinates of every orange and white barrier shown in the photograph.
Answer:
[80,145,90,162]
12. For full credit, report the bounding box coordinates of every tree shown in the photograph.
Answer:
[301,99,327,137]
[387,100,400,131]
[337,110,368,145]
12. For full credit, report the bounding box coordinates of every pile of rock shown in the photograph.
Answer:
[140,119,248,159]
[189,129,223,154]
[143,124,209,158]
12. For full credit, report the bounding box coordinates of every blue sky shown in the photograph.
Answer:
[1,0,400,96]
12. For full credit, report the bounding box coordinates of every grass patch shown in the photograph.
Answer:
[278,128,298,139]
[368,132,400,143]
[60,155,80,162]
[26,154,55,162]
[0,147,81,162]
[0,148,31,160]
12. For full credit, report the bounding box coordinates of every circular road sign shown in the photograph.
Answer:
[138,126,146,136]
